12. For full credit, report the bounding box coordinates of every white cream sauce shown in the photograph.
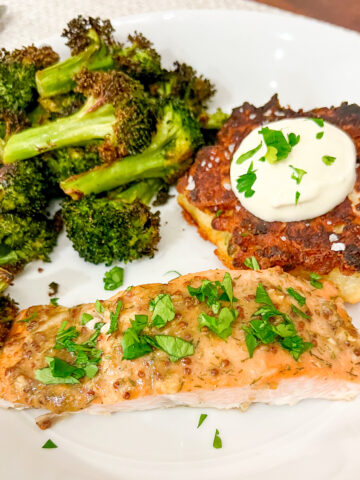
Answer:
[230,118,356,222]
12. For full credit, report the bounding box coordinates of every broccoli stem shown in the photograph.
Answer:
[61,148,169,199]
[2,100,115,163]
[36,30,114,98]
[111,179,163,205]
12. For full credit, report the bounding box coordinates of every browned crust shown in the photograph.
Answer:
[177,95,360,278]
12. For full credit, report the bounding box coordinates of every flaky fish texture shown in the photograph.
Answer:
[0,268,360,416]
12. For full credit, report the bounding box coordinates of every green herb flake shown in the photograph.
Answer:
[288,133,300,147]
[19,311,37,323]
[42,439,57,449]
[295,191,300,205]
[215,210,223,218]
[213,429,222,449]
[149,335,194,362]
[280,335,313,361]
[289,165,307,185]
[291,304,310,320]
[322,155,336,166]
[149,294,175,329]
[316,131,324,139]
[236,161,257,197]
[121,315,152,360]
[95,300,105,314]
[259,126,297,163]
[108,300,122,334]
[125,286,133,292]
[255,283,274,307]
[198,307,237,340]
[286,287,306,306]
[103,266,124,291]
[81,313,93,325]
[35,356,83,385]
[197,413,208,428]
[309,272,323,289]
[50,298,59,306]
[236,141,262,164]
[243,330,259,358]
[309,117,324,127]
[244,256,260,270]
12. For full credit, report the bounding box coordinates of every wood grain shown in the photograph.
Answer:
[253,0,360,32]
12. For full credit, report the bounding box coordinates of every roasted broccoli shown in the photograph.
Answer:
[0,293,18,348]
[115,32,163,84]
[0,45,59,114]
[61,100,203,198]
[0,213,61,273]
[0,157,50,214]
[62,179,162,264]
[0,267,13,294]
[2,68,155,163]
[36,16,119,98]
[199,107,229,144]
[150,61,215,118]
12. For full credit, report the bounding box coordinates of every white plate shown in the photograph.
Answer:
[2,9,360,480]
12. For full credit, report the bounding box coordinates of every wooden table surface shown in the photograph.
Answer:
[254,0,360,32]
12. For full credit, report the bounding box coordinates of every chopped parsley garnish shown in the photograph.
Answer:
[149,293,175,328]
[258,126,299,164]
[309,117,324,127]
[291,304,310,320]
[35,356,84,385]
[295,191,300,205]
[50,298,59,306]
[286,287,306,306]
[95,299,105,314]
[165,270,181,277]
[244,256,260,270]
[146,335,194,362]
[121,315,152,360]
[198,307,237,340]
[309,272,323,289]
[236,141,262,164]
[289,165,307,185]
[215,209,223,218]
[242,283,313,360]
[81,313,93,325]
[103,266,124,291]
[197,413,208,428]
[322,155,336,166]
[213,429,222,449]
[19,311,37,323]
[188,272,235,314]
[236,161,257,198]
[316,131,324,139]
[42,439,57,449]
[108,301,122,334]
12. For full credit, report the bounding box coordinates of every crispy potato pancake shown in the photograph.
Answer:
[177,95,360,303]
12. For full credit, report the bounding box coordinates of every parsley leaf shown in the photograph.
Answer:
[255,283,274,307]
[286,287,306,306]
[42,439,57,449]
[81,313,93,325]
[108,300,122,334]
[291,304,310,320]
[295,191,300,205]
[121,315,152,360]
[147,335,194,362]
[289,165,307,185]
[103,266,124,291]
[316,131,324,139]
[244,256,260,270]
[309,272,323,289]
[220,272,235,306]
[50,298,59,306]
[322,155,336,166]
[259,127,295,163]
[197,413,208,428]
[213,429,222,449]
[309,117,324,127]
[35,356,83,385]
[198,307,237,340]
[236,142,262,164]
[243,330,259,358]
[280,335,313,361]
[95,300,105,314]
[215,209,223,218]
[188,280,221,314]
[288,133,300,146]
[149,294,175,329]
[236,161,257,198]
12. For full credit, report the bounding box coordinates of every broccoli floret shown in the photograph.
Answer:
[0,267,13,294]
[2,69,155,163]
[150,62,215,118]
[0,45,59,114]
[61,100,203,198]
[0,294,18,348]
[39,92,85,118]
[199,108,229,145]
[0,157,50,214]
[0,213,61,272]
[36,16,118,98]
[115,32,163,84]
[62,179,162,264]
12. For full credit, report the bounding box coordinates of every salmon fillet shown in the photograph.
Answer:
[177,95,360,303]
[0,268,360,416]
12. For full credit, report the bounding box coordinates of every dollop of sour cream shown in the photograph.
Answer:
[230,118,356,222]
